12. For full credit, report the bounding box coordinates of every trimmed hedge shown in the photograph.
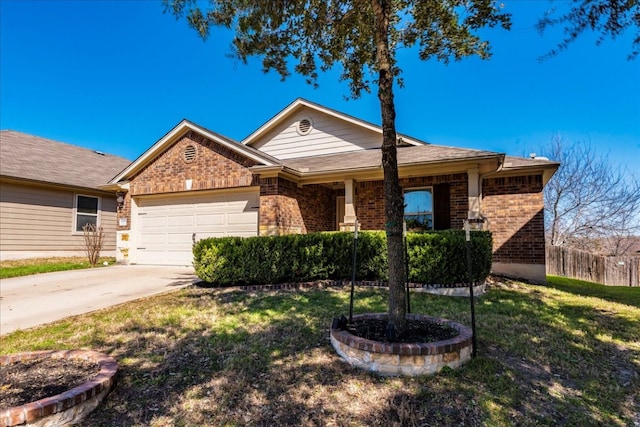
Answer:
[193,230,492,286]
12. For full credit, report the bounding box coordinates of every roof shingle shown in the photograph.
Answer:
[281,144,502,173]
[0,130,131,190]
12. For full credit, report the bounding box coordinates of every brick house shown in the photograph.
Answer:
[104,99,558,283]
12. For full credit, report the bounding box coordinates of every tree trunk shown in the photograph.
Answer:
[372,0,406,336]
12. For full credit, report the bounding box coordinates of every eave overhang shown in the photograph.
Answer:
[487,158,560,186]
[249,153,505,186]
[1,175,116,195]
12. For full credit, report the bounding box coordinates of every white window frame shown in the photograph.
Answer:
[73,194,101,234]
[403,187,434,230]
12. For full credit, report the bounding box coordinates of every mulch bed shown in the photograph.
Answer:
[346,318,459,343]
[0,358,99,409]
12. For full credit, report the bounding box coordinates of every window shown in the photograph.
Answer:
[75,195,99,232]
[404,188,433,230]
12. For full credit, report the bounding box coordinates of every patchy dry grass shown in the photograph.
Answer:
[1,278,638,426]
[0,257,116,279]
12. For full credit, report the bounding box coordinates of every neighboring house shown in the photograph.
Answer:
[0,131,131,260]
[105,99,559,283]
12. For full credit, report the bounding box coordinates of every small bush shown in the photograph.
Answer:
[82,224,105,267]
[407,230,492,284]
[193,230,492,286]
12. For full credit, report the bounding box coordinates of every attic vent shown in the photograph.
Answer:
[183,145,197,163]
[296,117,313,136]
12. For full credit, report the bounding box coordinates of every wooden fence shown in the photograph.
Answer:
[546,245,640,286]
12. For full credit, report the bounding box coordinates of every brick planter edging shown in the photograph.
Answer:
[330,313,473,376]
[0,350,118,427]
[203,279,487,295]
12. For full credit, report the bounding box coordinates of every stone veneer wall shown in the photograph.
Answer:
[259,177,335,235]
[482,174,545,265]
[355,174,468,230]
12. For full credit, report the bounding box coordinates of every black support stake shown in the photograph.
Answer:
[349,219,359,323]
[465,220,478,358]
[404,221,411,314]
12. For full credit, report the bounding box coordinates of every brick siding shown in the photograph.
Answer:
[259,177,335,235]
[355,174,468,230]
[129,132,258,196]
[116,192,131,231]
[482,175,545,264]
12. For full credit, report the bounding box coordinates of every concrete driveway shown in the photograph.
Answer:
[0,265,197,335]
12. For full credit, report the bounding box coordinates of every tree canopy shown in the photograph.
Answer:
[164,0,511,334]
[165,0,510,98]
[537,0,640,60]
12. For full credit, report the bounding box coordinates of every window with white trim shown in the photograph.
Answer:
[75,195,99,232]
[404,188,433,230]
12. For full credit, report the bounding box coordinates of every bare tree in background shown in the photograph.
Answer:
[543,135,640,255]
[82,224,105,267]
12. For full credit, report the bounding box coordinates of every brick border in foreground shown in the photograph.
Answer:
[0,350,118,427]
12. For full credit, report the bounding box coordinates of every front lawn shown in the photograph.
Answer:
[1,277,638,426]
[547,274,640,308]
[0,257,116,279]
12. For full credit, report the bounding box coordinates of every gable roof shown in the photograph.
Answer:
[241,98,428,147]
[109,119,280,184]
[0,130,131,190]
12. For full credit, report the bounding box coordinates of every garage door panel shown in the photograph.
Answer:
[196,205,228,214]
[139,234,166,245]
[167,215,194,227]
[167,233,194,244]
[136,190,259,266]
[139,216,166,229]
[228,212,258,225]
[197,232,226,239]
[197,214,225,226]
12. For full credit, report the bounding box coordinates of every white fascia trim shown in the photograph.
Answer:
[109,121,276,184]
[241,98,426,147]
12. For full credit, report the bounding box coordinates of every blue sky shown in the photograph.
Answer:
[1,0,639,175]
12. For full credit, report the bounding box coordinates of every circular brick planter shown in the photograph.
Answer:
[0,350,118,427]
[330,313,473,376]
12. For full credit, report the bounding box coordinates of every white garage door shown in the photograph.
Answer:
[136,189,259,265]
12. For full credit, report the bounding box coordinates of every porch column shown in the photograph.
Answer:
[467,167,480,220]
[344,179,357,223]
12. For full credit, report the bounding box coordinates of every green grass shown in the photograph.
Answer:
[1,277,638,426]
[0,257,116,279]
[547,274,640,308]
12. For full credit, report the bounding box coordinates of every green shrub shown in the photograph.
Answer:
[407,230,492,285]
[193,230,491,286]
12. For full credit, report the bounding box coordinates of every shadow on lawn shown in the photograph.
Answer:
[70,284,638,426]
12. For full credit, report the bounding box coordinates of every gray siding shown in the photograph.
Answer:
[0,181,117,256]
